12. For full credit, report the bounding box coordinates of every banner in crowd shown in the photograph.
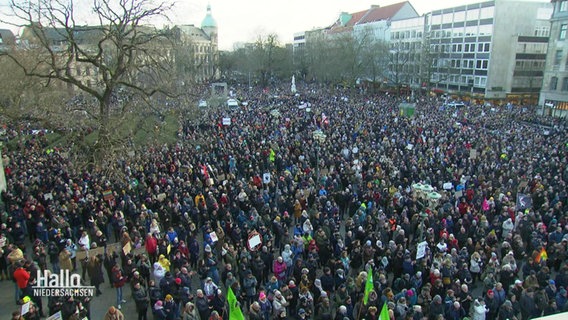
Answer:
[76,242,122,261]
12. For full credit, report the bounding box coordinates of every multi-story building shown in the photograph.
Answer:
[19,5,219,89]
[172,4,219,83]
[294,0,556,103]
[540,0,568,117]
[388,16,425,92]
[426,0,552,103]
[292,2,422,87]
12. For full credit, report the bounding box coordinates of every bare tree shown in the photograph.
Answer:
[1,0,175,173]
[355,26,390,90]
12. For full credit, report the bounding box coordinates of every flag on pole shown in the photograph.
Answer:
[380,301,390,320]
[269,149,276,162]
[482,198,490,211]
[536,247,548,263]
[227,287,245,320]
[363,269,374,305]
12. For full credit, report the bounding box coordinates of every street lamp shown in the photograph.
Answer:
[418,211,429,243]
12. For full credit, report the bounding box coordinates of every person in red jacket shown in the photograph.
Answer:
[145,233,158,264]
[13,262,30,302]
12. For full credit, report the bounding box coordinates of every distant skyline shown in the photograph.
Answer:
[0,0,549,50]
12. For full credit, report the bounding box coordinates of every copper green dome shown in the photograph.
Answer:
[201,4,217,28]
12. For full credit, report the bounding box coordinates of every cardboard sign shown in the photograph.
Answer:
[123,242,132,255]
[76,242,122,261]
[132,245,147,257]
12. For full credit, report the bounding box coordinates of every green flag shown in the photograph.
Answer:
[363,269,374,305]
[380,301,390,320]
[269,149,276,162]
[227,287,245,320]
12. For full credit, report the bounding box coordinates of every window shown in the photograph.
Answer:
[478,43,483,52]
[476,60,482,69]
[563,77,568,91]
[482,60,488,69]
[550,77,558,90]
[561,1,568,12]
[484,43,490,52]
[560,24,567,40]
[554,50,563,66]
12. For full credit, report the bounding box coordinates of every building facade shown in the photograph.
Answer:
[539,0,568,117]
[426,0,552,103]
[19,5,219,90]
[294,0,557,104]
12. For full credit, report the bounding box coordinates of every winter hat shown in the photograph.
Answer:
[175,278,182,285]
[259,292,266,300]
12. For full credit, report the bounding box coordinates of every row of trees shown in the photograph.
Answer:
[219,26,440,92]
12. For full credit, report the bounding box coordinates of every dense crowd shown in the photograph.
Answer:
[1,82,567,320]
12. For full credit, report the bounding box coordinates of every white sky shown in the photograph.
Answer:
[0,0,549,50]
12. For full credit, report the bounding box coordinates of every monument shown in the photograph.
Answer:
[291,75,297,94]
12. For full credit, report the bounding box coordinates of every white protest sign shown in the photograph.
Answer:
[416,241,428,259]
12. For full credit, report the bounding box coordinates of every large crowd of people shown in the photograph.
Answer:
[1,81,567,320]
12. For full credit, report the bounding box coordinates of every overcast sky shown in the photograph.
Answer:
[0,0,549,50]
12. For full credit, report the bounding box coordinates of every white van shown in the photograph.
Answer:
[227,99,239,109]
[446,102,465,108]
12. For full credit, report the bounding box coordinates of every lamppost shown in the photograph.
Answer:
[312,129,327,186]
[418,211,429,243]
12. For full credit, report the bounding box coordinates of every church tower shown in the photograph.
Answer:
[200,3,219,79]
[201,3,217,45]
